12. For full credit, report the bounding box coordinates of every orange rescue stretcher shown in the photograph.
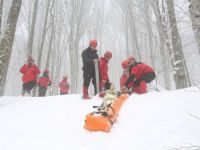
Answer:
[84,94,129,132]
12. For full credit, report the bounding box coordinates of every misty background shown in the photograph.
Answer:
[0,0,200,96]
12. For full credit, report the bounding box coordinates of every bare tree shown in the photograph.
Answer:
[0,0,22,96]
[188,0,200,56]
[117,0,141,61]
[126,0,141,61]
[151,0,172,90]
[65,0,92,93]
[0,0,3,36]
[124,16,130,57]
[27,0,39,56]
[166,0,191,89]
[45,0,56,69]
[137,0,154,66]
[37,0,51,70]
[45,14,54,69]
[87,0,105,55]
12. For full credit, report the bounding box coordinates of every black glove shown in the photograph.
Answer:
[134,79,141,86]
[116,91,121,97]
[125,74,135,87]
[104,81,111,90]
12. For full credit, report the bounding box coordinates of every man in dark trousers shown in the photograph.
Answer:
[38,69,52,97]
[20,56,40,96]
[81,39,99,99]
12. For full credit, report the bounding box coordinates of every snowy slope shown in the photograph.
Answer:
[0,88,200,150]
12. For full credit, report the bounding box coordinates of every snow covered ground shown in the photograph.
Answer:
[0,87,200,150]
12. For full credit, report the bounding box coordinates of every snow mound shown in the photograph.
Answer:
[0,87,200,150]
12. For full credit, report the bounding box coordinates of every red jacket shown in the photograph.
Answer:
[38,75,52,88]
[99,57,109,81]
[59,79,70,93]
[130,62,154,80]
[20,64,40,83]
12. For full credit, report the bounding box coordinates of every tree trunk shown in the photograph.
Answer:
[119,0,141,61]
[32,0,51,96]
[128,6,141,61]
[143,0,154,66]
[0,0,3,36]
[45,19,54,69]
[50,36,56,96]
[0,0,22,96]
[188,0,200,56]
[125,17,130,57]
[151,0,171,90]
[45,0,56,69]
[167,0,190,89]
[27,0,39,56]
[67,0,91,93]
[37,0,51,69]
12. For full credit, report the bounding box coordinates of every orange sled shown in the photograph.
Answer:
[84,94,129,132]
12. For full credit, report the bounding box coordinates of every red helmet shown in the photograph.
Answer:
[43,69,49,74]
[122,60,129,69]
[104,51,112,59]
[128,56,135,62]
[89,39,97,48]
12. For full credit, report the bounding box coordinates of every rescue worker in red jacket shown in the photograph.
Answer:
[81,39,99,99]
[125,57,156,94]
[20,56,40,96]
[59,75,70,95]
[98,51,112,97]
[38,69,52,97]
[99,51,112,90]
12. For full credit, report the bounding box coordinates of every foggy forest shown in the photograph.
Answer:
[0,0,200,96]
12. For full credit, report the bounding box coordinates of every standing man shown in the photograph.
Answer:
[81,39,99,99]
[20,56,40,96]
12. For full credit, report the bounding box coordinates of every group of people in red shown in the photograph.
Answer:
[20,56,70,96]
[20,39,155,98]
[81,39,156,99]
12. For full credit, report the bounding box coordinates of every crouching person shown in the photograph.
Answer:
[38,69,52,97]
[125,58,156,94]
